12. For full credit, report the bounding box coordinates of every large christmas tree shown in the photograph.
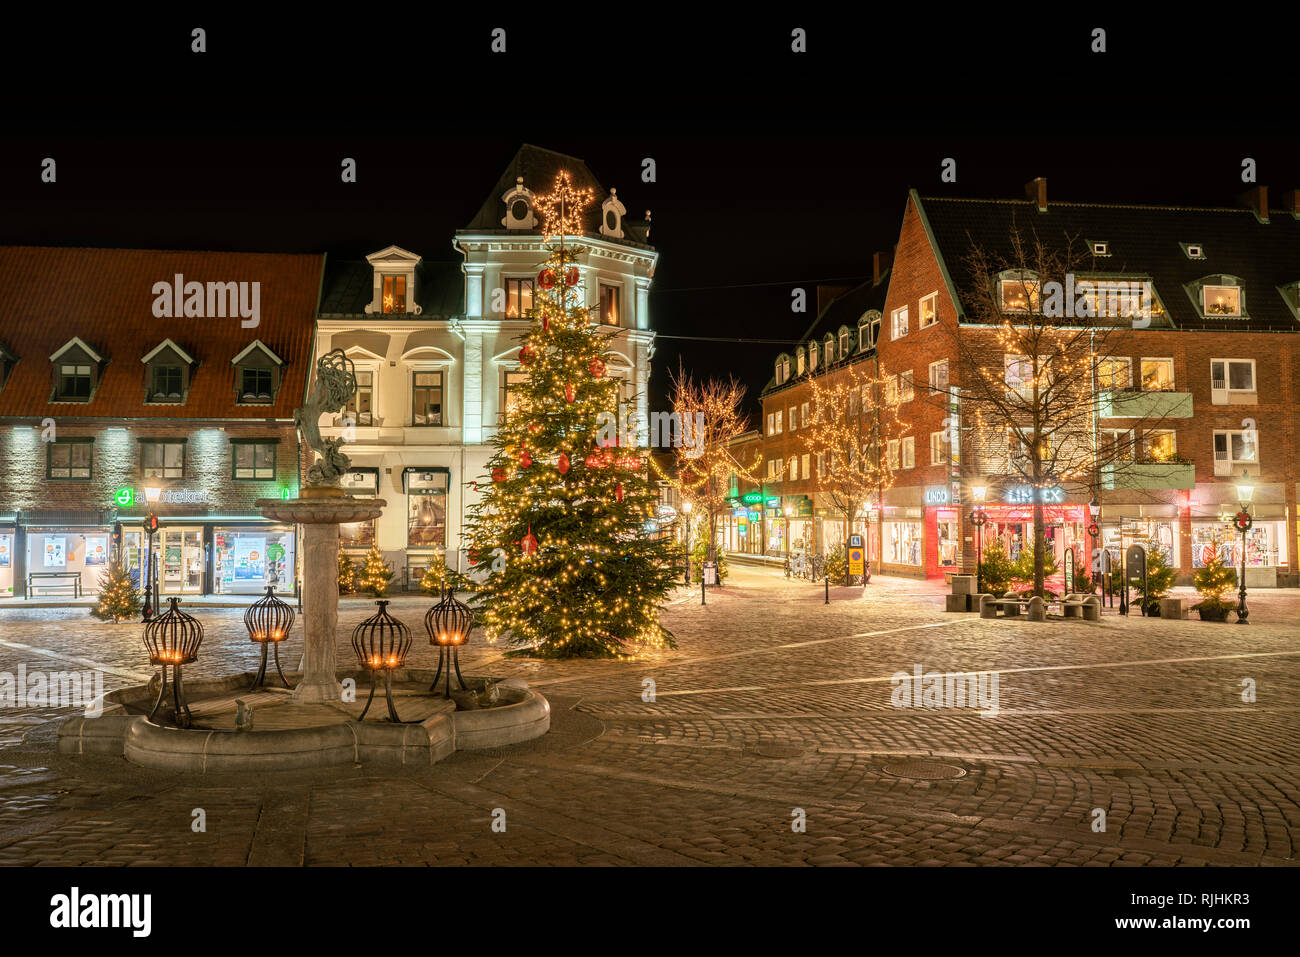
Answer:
[464,171,678,658]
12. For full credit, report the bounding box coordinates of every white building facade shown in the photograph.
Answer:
[312,145,657,587]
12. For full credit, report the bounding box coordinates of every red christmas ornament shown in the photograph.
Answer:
[558,453,571,475]
[541,314,549,332]
[589,357,606,378]
[519,344,534,366]
[519,450,533,468]
[564,266,579,287]
[521,529,539,556]
[615,482,624,503]
[492,467,506,483]
[585,454,600,468]
[564,382,576,402]
[538,269,556,289]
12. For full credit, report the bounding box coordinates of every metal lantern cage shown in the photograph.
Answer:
[350,600,413,722]
[244,586,295,689]
[142,596,204,727]
[425,583,476,697]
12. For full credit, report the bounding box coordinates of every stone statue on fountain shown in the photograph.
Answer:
[295,348,358,490]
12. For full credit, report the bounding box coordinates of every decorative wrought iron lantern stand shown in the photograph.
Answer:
[425,583,476,697]
[244,586,295,689]
[143,597,204,728]
[351,600,412,721]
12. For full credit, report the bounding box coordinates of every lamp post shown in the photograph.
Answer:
[784,505,793,578]
[682,500,693,584]
[1234,478,1254,625]
[1088,497,1101,597]
[969,485,988,594]
[142,486,161,620]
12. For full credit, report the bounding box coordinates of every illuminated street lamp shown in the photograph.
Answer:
[1088,497,1102,597]
[142,486,162,621]
[969,485,988,594]
[784,505,794,578]
[682,500,693,584]
[1234,477,1254,625]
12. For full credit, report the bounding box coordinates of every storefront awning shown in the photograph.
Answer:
[17,508,116,527]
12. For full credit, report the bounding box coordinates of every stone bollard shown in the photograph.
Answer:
[1027,595,1046,621]
[980,594,998,619]
[1159,597,1188,620]
[945,593,969,613]
[1083,596,1101,622]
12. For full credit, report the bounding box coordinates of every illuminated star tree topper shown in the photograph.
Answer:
[535,170,595,245]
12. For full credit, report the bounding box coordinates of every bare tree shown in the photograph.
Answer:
[801,361,904,582]
[668,370,760,566]
[944,227,1182,596]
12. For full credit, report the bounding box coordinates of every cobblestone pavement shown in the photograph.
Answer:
[0,569,1296,866]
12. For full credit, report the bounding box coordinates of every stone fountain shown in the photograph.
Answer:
[256,349,384,703]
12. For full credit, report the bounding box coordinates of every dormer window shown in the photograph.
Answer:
[364,246,423,316]
[142,338,196,404]
[1090,241,1110,257]
[1203,285,1240,316]
[796,348,805,375]
[232,340,285,405]
[999,270,1041,314]
[49,337,103,403]
[838,328,850,358]
[808,342,818,372]
[1182,243,1205,260]
[823,335,834,367]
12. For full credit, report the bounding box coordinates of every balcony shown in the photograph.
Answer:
[1098,389,1193,419]
[1101,461,1195,490]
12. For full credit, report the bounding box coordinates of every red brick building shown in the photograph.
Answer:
[0,247,324,599]
[757,184,1300,586]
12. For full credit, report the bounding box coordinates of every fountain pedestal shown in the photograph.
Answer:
[257,488,386,704]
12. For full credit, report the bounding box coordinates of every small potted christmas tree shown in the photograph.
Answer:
[358,545,393,597]
[90,555,141,623]
[1133,547,1176,616]
[337,551,358,595]
[1192,536,1236,622]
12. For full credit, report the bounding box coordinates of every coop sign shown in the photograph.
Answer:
[924,486,951,505]
[1004,485,1065,505]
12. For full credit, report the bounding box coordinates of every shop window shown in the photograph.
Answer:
[407,471,448,548]
[937,517,960,567]
[141,440,185,479]
[412,371,443,426]
[382,275,407,314]
[232,441,276,480]
[215,529,294,594]
[599,284,620,326]
[47,439,93,480]
[505,278,534,318]
[1209,359,1255,403]
[340,520,376,549]
[1140,358,1174,391]
[883,521,923,565]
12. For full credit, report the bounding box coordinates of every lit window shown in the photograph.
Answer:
[1000,278,1040,313]
[901,437,915,469]
[930,431,945,465]
[382,275,407,314]
[599,284,620,325]
[345,371,374,426]
[1142,430,1177,462]
[808,345,818,372]
[887,439,900,470]
[412,371,443,426]
[928,360,949,394]
[789,457,798,481]
[501,369,528,419]
[919,292,938,328]
[891,306,908,340]
[1140,359,1174,391]
[1097,357,1132,390]
[800,402,809,427]
[1203,285,1240,316]
[408,471,448,548]
[505,279,534,318]
[899,371,914,402]
[789,406,798,431]
[839,330,850,357]
[801,453,810,478]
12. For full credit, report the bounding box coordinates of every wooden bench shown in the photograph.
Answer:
[26,571,83,599]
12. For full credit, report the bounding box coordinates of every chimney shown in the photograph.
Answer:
[1025,177,1047,213]
[1281,189,1300,219]
[816,284,851,316]
[872,250,893,285]
[1238,185,1269,223]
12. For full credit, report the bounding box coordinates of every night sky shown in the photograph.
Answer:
[2,14,1296,423]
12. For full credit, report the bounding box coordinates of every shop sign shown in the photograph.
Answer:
[113,488,135,507]
[1004,485,1065,505]
[653,504,678,524]
[924,486,950,505]
[157,489,207,504]
[741,492,764,505]
[732,508,748,518]
[765,497,779,508]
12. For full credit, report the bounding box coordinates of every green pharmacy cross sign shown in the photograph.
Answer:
[113,488,135,507]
